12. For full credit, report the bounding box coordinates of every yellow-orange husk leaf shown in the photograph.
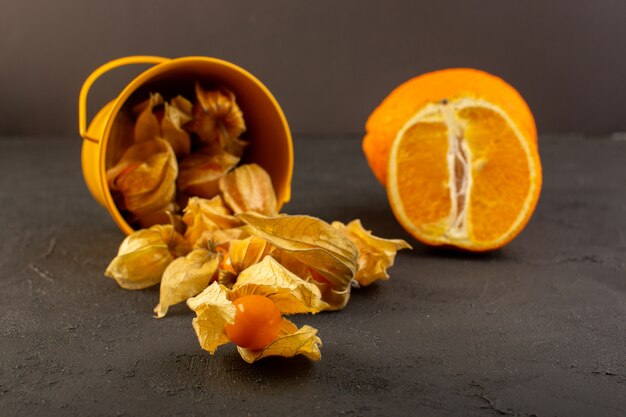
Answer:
[177,150,240,199]
[106,138,168,191]
[187,282,235,354]
[332,219,411,286]
[187,279,322,362]
[154,248,219,318]
[219,164,278,216]
[104,224,185,290]
[238,213,357,310]
[230,256,329,314]
[237,318,322,363]
[227,236,272,274]
[269,248,333,301]
[107,138,178,222]
[182,196,242,247]
[161,96,193,157]
[188,84,247,155]
[195,227,250,250]
[133,93,164,143]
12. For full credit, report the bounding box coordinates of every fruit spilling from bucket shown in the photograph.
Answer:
[103,82,410,363]
[106,83,259,229]
[363,68,542,251]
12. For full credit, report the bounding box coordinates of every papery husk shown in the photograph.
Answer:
[332,220,412,286]
[116,150,169,198]
[219,164,278,216]
[135,202,179,229]
[154,248,219,318]
[238,213,358,310]
[269,248,333,302]
[185,196,241,230]
[106,138,178,221]
[156,224,192,258]
[165,210,186,235]
[160,96,193,157]
[182,196,242,247]
[119,150,175,212]
[195,227,250,250]
[237,319,321,363]
[187,282,235,354]
[223,137,248,159]
[177,150,240,198]
[133,93,164,143]
[216,265,237,289]
[187,84,247,155]
[105,225,186,290]
[229,256,329,314]
[227,236,271,274]
[106,139,165,190]
[187,278,323,362]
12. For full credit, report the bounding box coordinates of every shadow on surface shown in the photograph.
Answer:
[417,245,507,261]
[350,281,384,302]
[245,354,315,378]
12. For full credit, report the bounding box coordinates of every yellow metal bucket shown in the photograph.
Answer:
[78,55,293,235]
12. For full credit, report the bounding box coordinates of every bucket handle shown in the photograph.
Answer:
[78,55,169,143]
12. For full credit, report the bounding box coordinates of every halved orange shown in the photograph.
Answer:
[367,69,542,251]
[364,68,537,186]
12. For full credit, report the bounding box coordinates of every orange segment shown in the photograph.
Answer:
[394,121,450,237]
[387,98,541,251]
[460,106,536,245]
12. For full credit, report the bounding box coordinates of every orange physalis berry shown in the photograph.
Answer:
[224,295,282,350]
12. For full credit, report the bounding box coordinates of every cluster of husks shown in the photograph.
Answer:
[104,85,410,363]
[106,83,248,228]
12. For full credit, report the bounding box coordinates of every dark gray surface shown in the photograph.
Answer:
[0,135,624,417]
[3,1,626,136]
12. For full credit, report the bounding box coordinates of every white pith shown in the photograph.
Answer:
[388,98,539,248]
[441,102,472,240]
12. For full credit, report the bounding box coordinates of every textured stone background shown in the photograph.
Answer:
[1,136,624,416]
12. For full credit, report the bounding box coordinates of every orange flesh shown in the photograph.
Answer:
[460,106,532,243]
[388,99,541,251]
[224,295,282,350]
[395,122,450,237]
